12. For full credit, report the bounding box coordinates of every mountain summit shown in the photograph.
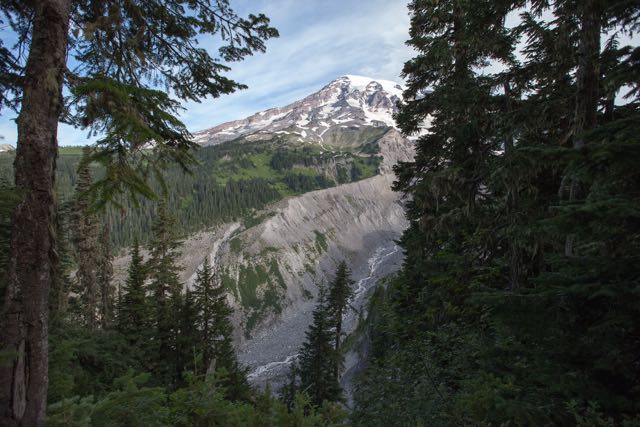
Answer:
[0,143,15,153]
[193,75,404,146]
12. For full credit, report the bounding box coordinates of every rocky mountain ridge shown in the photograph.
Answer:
[193,75,404,147]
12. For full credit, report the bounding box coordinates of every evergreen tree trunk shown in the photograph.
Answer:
[98,224,114,329]
[504,81,521,291]
[565,0,601,256]
[0,1,70,424]
[334,308,342,381]
[72,149,100,329]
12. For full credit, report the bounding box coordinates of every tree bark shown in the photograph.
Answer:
[334,307,342,381]
[504,81,522,291]
[0,1,69,425]
[565,0,601,257]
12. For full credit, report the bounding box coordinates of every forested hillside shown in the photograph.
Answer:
[352,1,640,425]
[0,138,380,249]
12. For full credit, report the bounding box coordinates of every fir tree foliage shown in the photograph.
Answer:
[298,286,343,407]
[49,202,74,325]
[0,1,278,421]
[327,261,354,354]
[44,0,279,206]
[177,289,200,378]
[353,1,640,425]
[192,255,250,401]
[97,224,115,329]
[0,179,18,308]
[146,199,184,387]
[71,147,101,329]
[116,238,149,347]
[279,361,299,412]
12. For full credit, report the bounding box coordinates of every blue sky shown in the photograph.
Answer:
[0,0,413,146]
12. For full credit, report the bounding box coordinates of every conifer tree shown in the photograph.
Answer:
[279,362,299,412]
[97,224,115,329]
[298,287,342,407]
[116,239,149,347]
[178,289,200,379]
[327,261,354,380]
[71,148,101,329]
[354,1,640,425]
[192,256,249,400]
[50,202,74,325]
[0,180,18,310]
[192,256,222,371]
[147,200,184,387]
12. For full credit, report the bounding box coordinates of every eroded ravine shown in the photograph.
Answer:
[241,240,403,388]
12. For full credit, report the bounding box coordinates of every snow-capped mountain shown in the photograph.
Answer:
[193,75,404,146]
[0,143,15,153]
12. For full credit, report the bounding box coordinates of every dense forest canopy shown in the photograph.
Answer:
[353,0,640,425]
[0,138,380,249]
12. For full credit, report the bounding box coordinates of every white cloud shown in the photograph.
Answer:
[181,0,413,132]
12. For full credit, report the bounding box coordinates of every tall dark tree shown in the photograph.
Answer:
[192,256,249,401]
[0,3,69,422]
[192,256,219,371]
[0,2,277,422]
[178,289,199,379]
[327,261,354,380]
[0,180,18,309]
[146,200,184,387]
[116,239,148,347]
[71,148,100,329]
[279,361,299,412]
[297,287,342,407]
[97,224,115,329]
[564,0,604,256]
[49,202,74,325]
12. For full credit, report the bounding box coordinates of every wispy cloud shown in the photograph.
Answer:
[182,0,413,131]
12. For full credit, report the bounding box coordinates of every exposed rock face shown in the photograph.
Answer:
[194,176,406,388]
[223,173,407,333]
[377,128,416,174]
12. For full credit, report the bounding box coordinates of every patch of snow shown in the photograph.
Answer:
[346,97,361,108]
[364,107,396,127]
[342,75,404,99]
